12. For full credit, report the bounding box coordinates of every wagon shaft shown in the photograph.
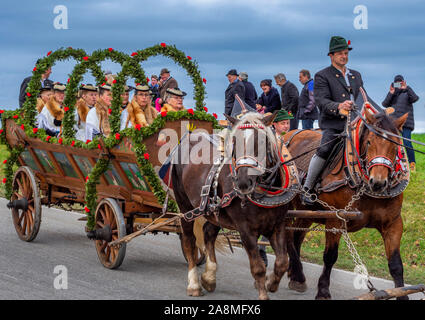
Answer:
[286,209,363,220]
[352,284,425,300]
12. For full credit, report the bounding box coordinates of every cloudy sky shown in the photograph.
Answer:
[1,0,424,130]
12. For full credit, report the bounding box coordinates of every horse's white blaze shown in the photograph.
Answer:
[187,267,201,290]
[203,256,217,284]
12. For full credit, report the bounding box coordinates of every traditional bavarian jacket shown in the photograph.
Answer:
[121,98,158,130]
[37,96,64,136]
[314,65,364,131]
[160,103,186,113]
[74,98,94,141]
[85,99,111,141]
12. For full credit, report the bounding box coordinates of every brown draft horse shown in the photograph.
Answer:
[172,112,290,300]
[285,109,409,300]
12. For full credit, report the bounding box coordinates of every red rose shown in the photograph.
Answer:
[161,111,167,117]
[101,82,106,86]
[203,106,208,112]
[212,113,218,119]
[13,115,19,119]
[33,67,37,72]
[146,77,150,83]
[26,92,31,97]
[64,107,69,112]
[58,138,63,144]
[0,110,4,113]
[115,133,121,140]
[348,40,351,45]
[108,48,113,52]
[187,108,194,115]
[131,52,138,56]
[187,56,192,60]
[0,129,3,134]
[108,108,112,115]
[135,124,141,130]
[20,124,25,130]
[71,140,76,146]
[202,78,207,84]
[112,79,117,84]
[135,83,140,86]
[160,43,166,47]
[85,139,91,144]
[46,136,51,142]
[97,144,101,150]
[67,78,70,83]
[47,51,52,56]
[2,178,6,184]
[33,128,38,134]
[3,159,7,164]
[84,207,90,213]
[144,153,150,160]
[83,56,89,61]
[85,176,89,182]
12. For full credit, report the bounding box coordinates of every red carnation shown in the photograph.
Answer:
[146,77,150,83]
[84,207,90,213]
[47,51,52,56]
[13,115,18,119]
[108,108,112,115]
[33,67,37,72]
[187,56,192,60]
[2,178,6,184]
[97,144,101,150]
[202,78,207,84]
[71,140,75,146]
[160,43,166,47]
[3,159,7,164]
[161,111,167,117]
[212,113,218,119]
[0,110,4,113]
[83,56,89,61]
[135,83,140,86]
[115,133,121,140]
[144,153,150,160]
[105,76,108,82]
[20,124,25,130]
[26,92,31,97]
[131,52,138,56]
[85,139,91,144]
[58,138,63,144]
[108,48,113,52]
[85,176,89,182]
[67,78,70,83]
[64,106,69,112]
[46,135,52,142]
[112,79,117,84]
[101,82,106,86]
[0,129,3,134]
[33,128,38,134]
[348,40,351,45]
[187,108,194,115]
[135,124,141,131]
[203,106,208,112]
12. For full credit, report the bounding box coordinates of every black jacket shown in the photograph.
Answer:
[241,80,258,109]
[256,87,281,113]
[225,80,245,115]
[280,80,299,115]
[19,76,53,108]
[382,86,419,131]
[314,65,364,131]
[298,79,319,120]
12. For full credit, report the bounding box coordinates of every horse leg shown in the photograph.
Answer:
[316,228,341,300]
[181,220,203,297]
[287,218,312,292]
[201,222,221,293]
[239,231,269,300]
[379,216,408,300]
[265,222,289,293]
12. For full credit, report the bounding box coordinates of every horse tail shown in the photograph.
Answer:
[193,217,229,255]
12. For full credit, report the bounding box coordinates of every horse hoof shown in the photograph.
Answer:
[187,288,204,297]
[288,280,307,293]
[259,293,270,300]
[266,275,279,293]
[315,292,331,300]
[201,276,216,293]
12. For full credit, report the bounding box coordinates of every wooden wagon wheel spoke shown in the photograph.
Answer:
[110,247,116,262]
[99,241,108,253]
[26,210,34,227]
[105,245,111,261]
[100,208,108,224]
[26,213,32,234]
[16,178,24,195]
[14,192,23,199]
[96,221,105,228]
[21,214,28,235]
[17,210,25,225]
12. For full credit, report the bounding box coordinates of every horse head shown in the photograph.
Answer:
[363,108,408,193]
[225,111,279,195]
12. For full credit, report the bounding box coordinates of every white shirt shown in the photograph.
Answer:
[85,107,100,141]
[38,104,61,135]
[120,108,132,130]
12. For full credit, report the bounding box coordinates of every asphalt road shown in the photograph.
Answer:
[0,198,422,300]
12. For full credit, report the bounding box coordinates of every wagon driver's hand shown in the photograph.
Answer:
[338,100,353,112]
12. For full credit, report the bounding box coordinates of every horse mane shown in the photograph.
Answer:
[229,112,279,159]
[372,113,398,134]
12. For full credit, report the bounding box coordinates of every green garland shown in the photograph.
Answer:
[2,46,216,230]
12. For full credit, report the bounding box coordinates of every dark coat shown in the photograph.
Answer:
[382,86,419,131]
[280,80,299,115]
[314,65,364,131]
[158,77,178,101]
[256,87,281,113]
[19,76,54,108]
[149,84,160,102]
[225,80,245,115]
[298,79,319,120]
[241,80,258,109]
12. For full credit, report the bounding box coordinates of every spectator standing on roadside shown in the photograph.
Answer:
[239,72,257,109]
[274,73,299,130]
[298,69,319,129]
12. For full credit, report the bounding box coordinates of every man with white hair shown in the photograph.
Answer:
[239,72,257,109]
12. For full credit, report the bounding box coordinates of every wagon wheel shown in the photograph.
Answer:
[94,198,127,269]
[9,166,42,242]
[179,233,206,266]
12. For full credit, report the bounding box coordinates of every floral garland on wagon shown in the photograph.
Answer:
[0,45,218,230]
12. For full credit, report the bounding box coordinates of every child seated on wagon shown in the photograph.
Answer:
[85,84,113,140]
[37,83,66,137]
[74,84,98,141]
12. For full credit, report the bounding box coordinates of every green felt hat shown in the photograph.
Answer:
[273,109,294,122]
[328,36,352,55]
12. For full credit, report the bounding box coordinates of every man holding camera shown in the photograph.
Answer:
[382,75,419,172]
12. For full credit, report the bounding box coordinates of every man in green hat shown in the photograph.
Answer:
[301,36,364,205]
[273,109,294,136]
